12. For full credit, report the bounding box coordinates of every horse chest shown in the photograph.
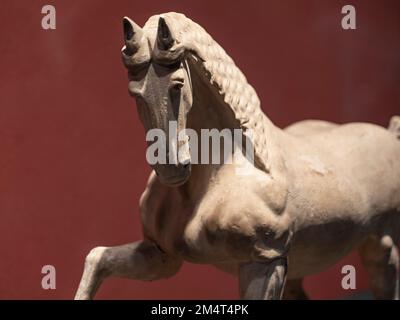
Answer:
[169,190,290,264]
[143,193,248,262]
[142,167,291,264]
[175,204,256,263]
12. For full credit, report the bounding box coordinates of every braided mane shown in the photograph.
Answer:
[143,12,272,173]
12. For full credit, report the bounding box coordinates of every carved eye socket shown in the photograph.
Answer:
[170,79,184,91]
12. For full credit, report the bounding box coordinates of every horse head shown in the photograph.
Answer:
[122,16,193,186]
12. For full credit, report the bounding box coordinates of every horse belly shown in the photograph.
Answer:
[287,222,367,279]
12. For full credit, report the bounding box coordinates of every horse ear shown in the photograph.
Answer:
[157,17,175,50]
[122,16,143,55]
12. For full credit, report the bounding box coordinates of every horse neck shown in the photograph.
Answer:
[179,62,235,198]
[144,12,281,172]
[187,55,283,171]
[187,58,240,132]
[179,58,285,199]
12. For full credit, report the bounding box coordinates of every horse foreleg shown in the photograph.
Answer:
[74,240,182,300]
[359,234,399,300]
[282,278,308,300]
[239,258,287,300]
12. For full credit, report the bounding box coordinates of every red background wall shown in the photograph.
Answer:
[0,0,399,299]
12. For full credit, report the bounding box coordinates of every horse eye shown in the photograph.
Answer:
[170,81,184,91]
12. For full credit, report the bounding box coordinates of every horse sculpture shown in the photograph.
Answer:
[75,12,400,300]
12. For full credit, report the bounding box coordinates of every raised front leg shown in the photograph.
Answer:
[239,258,287,300]
[75,240,182,300]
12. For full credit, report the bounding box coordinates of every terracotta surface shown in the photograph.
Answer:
[75,11,400,300]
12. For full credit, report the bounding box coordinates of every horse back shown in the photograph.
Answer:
[283,122,400,224]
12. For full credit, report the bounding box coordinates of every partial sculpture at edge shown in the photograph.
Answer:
[75,12,400,300]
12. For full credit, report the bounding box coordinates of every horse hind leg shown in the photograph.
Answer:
[359,117,400,299]
[359,234,399,299]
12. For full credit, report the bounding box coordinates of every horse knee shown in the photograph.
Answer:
[84,246,110,276]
